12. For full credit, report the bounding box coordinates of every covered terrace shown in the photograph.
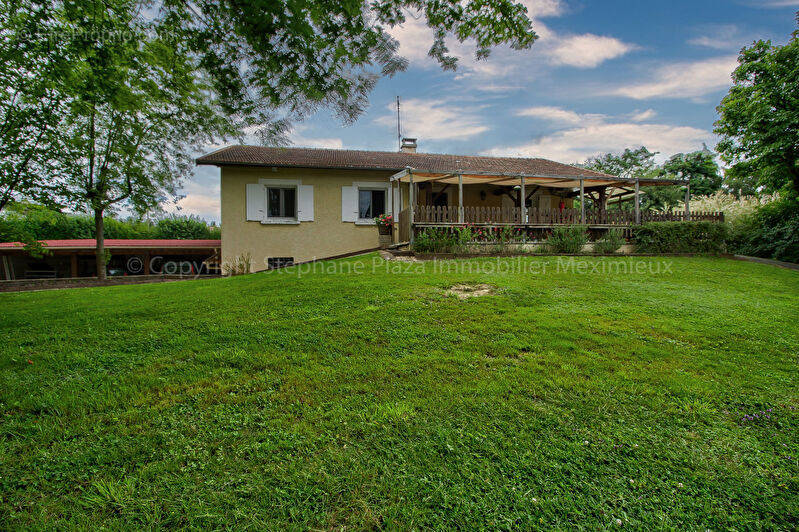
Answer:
[389,167,723,244]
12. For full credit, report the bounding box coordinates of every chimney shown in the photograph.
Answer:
[400,137,417,153]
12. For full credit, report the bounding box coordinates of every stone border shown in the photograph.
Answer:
[731,255,799,271]
[0,274,219,293]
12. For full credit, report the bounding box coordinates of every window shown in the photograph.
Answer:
[358,189,386,219]
[268,257,294,269]
[267,187,296,219]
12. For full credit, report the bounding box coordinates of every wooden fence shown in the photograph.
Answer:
[411,205,724,225]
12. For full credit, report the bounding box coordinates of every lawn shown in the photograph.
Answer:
[1,254,797,529]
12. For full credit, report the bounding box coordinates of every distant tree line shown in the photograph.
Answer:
[0,203,220,244]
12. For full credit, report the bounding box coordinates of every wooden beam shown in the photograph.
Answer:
[457,173,464,223]
[70,253,78,278]
[409,170,415,247]
[634,178,641,224]
[580,179,586,224]
[684,182,691,221]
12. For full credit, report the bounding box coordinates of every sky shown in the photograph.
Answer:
[179,0,799,222]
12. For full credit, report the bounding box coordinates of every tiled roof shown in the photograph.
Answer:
[196,145,616,179]
[0,239,221,250]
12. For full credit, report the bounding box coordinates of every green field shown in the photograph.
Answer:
[1,254,797,528]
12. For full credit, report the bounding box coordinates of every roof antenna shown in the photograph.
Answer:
[396,96,401,151]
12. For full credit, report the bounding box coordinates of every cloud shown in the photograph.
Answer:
[688,24,753,50]
[517,106,605,125]
[607,55,737,100]
[289,130,344,149]
[746,0,799,6]
[375,98,489,140]
[548,34,637,68]
[488,107,713,163]
[387,2,633,78]
[520,0,566,17]
[630,109,657,122]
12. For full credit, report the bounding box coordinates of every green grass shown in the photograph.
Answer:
[1,254,798,529]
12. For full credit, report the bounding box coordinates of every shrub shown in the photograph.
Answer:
[677,191,780,223]
[633,221,729,254]
[593,229,625,254]
[222,253,252,276]
[413,227,460,253]
[728,196,799,263]
[0,204,220,241]
[544,226,588,253]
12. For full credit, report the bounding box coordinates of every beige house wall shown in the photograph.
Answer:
[220,165,577,271]
[221,166,396,270]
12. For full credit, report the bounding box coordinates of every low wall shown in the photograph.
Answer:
[0,274,218,293]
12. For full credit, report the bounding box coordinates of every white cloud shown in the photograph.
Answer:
[488,107,713,163]
[517,106,605,125]
[630,109,657,122]
[520,0,566,17]
[607,55,737,100]
[375,98,489,141]
[749,0,799,6]
[688,24,754,50]
[387,3,633,79]
[548,34,637,68]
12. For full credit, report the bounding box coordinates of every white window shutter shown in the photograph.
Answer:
[297,185,314,221]
[246,183,265,221]
[341,185,357,222]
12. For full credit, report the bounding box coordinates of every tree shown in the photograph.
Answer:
[583,146,658,180]
[7,0,537,278]
[715,15,799,196]
[661,148,722,197]
[582,147,670,210]
[0,1,67,212]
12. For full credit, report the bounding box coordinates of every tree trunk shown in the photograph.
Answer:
[94,208,106,280]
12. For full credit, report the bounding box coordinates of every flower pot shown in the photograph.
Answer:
[378,224,392,235]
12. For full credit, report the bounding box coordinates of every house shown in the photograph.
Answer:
[197,140,714,271]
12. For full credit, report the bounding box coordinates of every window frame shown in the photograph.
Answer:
[257,179,301,225]
[355,184,390,225]
[266,186,297,220]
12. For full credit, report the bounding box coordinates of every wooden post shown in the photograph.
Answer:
[1,254,10,280]
[520,175,525,224]
[684,182,691,221]
[457,173,464,223]
[408,170,415,247]
[579,178,585,224]
[70,253,78,278]
[634,178,641,224]
[143,252,151,275]
[391,179,398,243]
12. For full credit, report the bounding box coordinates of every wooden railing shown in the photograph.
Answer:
[412,206,724,225]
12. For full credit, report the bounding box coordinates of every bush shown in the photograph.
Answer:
[633,221,729,254]
[413,227,460,253]
[0,204,220,242]
[677,191,780,223]
[544,226,588,253]
[593,229,625,254]
[728,196,799,263]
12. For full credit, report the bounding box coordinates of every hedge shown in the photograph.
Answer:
[0,205,220,242]
[633,221,729,254]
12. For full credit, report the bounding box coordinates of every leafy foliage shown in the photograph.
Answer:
[544,226,588,253]
[0,204,220,242]
[715,18,799,195]
[676,191,780,223]
[633,222,729,254]
[593,229,625,254]
[728,195,799,263]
